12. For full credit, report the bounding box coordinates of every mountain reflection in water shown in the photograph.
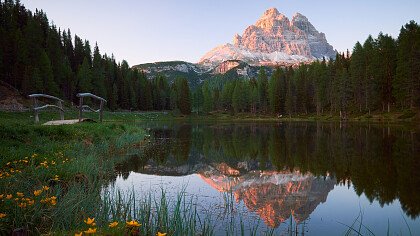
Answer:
[112,122,420,233]
[199,166,335,228]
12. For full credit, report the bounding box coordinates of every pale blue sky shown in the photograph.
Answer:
[21,0,420,66]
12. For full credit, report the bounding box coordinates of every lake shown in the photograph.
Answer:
[105,122,420,235]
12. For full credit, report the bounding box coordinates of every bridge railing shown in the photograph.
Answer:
[28,94,64,123]
[76,93,107,122]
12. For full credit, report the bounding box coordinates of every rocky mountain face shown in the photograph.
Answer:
[199,8,336,68]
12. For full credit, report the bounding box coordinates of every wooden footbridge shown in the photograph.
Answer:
[28,93,107,125]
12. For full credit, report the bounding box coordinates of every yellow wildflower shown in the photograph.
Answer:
[126,220,141,227]
[109,221,119,228]
[6,194,12,199]
[84,228,97,234]
[42,186,50,191]
[18,202,27,208]
[84,217,95,225]
[157,232,167,236]
[16,192,24,197]
[50,199,57,206]
[53,175,59,181]
[74,232,82,236]
[0,194,3,199]
[34,190,42,196]
[27,199,35,206]
[0,213,6,218]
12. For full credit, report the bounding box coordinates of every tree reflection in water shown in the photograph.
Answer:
[114,122,420,225]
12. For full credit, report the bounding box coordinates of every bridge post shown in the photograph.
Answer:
[33,98,39,123]
[99,100,104,122]
[79,97,83,122]
[58,101,64,120]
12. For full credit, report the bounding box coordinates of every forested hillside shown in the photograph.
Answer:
[0,0,191,113]
[1,0,419,117]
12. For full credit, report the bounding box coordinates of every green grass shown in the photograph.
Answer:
[0,111,146,234]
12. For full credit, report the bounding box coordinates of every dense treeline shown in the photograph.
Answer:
[194,21,420,116]
[0,0,191,113]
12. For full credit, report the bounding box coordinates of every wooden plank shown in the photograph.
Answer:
[42,118,95,126]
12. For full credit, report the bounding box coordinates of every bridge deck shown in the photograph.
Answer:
[42,118,94,126]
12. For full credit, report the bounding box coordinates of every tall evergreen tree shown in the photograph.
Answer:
[268,68,282,114]
[77,57,92,93]
[393,21,420,109]
[350,42,366,112]
[91,43,106,97]
[176,77,192,115]
[257,67,269,112]
[376,33,397,112]
[39,50,59,96]
[202,81,213,113]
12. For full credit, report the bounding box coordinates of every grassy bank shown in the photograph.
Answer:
[0,111,147,234]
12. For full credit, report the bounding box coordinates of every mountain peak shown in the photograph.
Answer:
[258,7,288,23]
[199,9,336,68]
[292,12,308,21]
[263,8,281,17]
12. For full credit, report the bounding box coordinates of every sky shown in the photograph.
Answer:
[20,0,420,66]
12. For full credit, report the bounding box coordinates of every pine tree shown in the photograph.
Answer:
[46,25,67,97]
[269,68,282,114]
[363,36,378,113]
[73,35,85,71]
[376,33,397,112]
[84,40,92,66]
[110,83,118,111]
[31,67,43,93]
[285,76,295,117]
[192,88,203,114]
[91,43,106,97]
[313,60,328,115]
[350,42,366,112]
[77,57,92,92]
[169,85,178,110]
[39,50,59,96]
[202,81,213,113]
[232,80,242,113]
[250,86,258,113]
[176,77,191,115]
[393,21,420,109]
[257,67,268,112]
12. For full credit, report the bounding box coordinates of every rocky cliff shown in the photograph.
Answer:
[199,8,336,68]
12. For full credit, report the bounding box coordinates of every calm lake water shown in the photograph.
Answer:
[106,122,420,235]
